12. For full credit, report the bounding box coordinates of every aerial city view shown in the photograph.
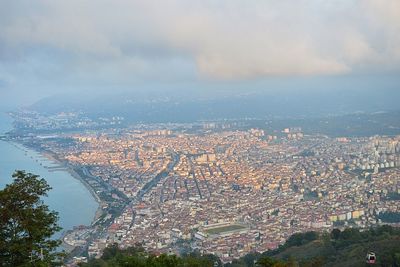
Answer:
[1,1,400,267]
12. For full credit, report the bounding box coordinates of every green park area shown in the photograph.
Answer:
[204,224,247,235]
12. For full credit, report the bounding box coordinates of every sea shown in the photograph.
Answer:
[0,111,98,238]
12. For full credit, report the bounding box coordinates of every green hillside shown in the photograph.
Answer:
[230,226,400,267]
[80,226,400,267]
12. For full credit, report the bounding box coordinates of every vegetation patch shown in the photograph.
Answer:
[204,224,247,235]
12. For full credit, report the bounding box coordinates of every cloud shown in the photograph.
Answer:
[0,0,399,82]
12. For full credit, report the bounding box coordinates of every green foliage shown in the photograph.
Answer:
[81,244,221,267]
[256,256,286,267]
[265,231,319,258]
[231,226,400,267]
[378,211,400,223]
[0,170,63,266]
[79,226,400,267]
[285,232,319,247]
[330,229,341,240]
[280,226,400,266]
[271,209,279,216]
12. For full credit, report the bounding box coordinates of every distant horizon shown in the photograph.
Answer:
[11,86,397,122]
[1,1,399,109]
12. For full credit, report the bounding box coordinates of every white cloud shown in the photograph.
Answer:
[0,0,399,81]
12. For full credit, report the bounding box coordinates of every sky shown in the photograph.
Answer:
[0,0,399,109]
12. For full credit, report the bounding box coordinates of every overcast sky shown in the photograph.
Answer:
[0,0,399,108]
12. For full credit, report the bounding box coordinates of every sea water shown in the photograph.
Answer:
[0,112,98,237]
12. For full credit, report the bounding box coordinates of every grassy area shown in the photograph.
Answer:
[204,224,246,235]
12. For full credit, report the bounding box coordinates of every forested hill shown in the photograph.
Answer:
[80,225,400,267]
[256,225,400,267]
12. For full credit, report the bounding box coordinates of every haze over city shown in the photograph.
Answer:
[1,1,400,266]
[1,0,400,110]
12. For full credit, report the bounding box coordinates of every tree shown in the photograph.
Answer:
[330,229,341,240]
[256,256,284,267]
[0,171,62,266]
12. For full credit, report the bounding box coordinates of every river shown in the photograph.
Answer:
[0,111,98,238]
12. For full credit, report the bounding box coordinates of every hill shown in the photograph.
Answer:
[230,225,400,267]
[79,226,400,267]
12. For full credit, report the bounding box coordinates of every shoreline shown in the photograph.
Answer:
[0,116,104,254]
[39,150,104,223]
[24,145,106,252]
[3,140,105,249]
[66,165,104,220]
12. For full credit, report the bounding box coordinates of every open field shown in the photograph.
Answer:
[204,224,246,235]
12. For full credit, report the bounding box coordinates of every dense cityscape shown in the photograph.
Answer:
[5,110,400,264]
[2,1,400,266]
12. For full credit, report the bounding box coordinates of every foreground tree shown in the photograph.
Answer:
[0,171,62,266]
